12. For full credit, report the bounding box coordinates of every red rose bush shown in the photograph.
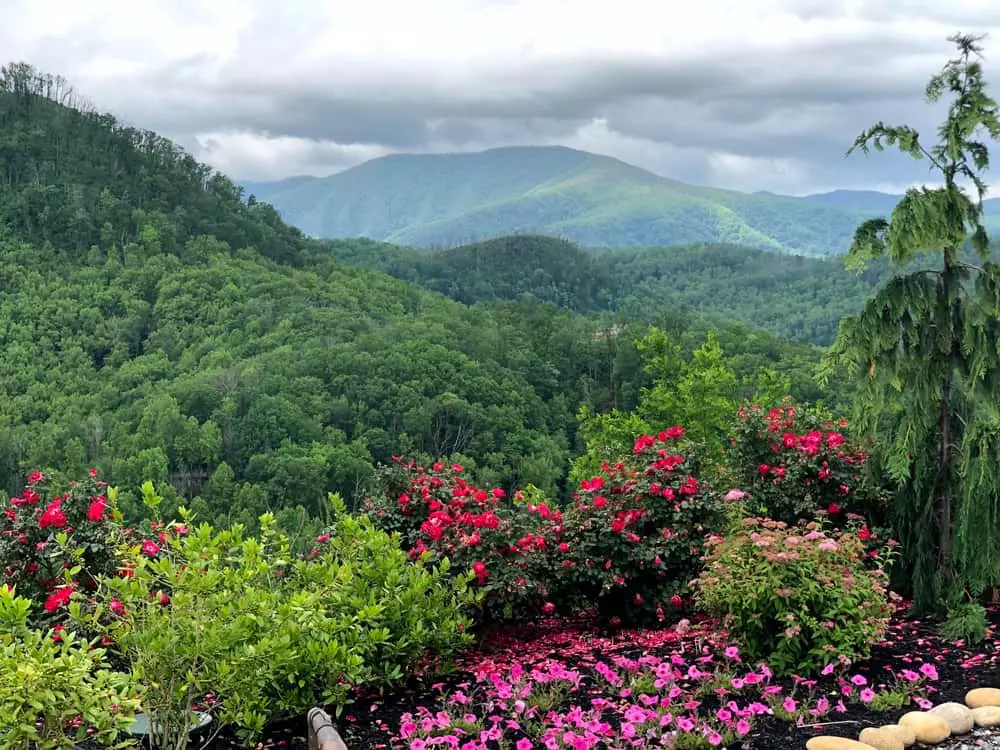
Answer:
[367,429,727,625]
[0,470,121,624]
[364,459,563,620]
[725,402,890,530]
[552,427,725,624]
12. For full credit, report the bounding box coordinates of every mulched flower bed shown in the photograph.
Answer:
[203,604,1000,750]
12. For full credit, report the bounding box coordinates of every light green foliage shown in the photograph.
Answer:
[0,585,141,750]
[568,406,651,488]
[637,330,741,453]
[822,34,1000,623]
[571,328,794,482]
[287,494,478,703]
[73,486,474,750]
[694,518,895,676]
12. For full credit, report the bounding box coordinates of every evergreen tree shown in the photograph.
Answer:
[823,34,1000,627]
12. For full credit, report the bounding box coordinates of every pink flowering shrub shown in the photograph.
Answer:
[725,402,891,529]
[0,470,122,624]
[554,428,725,624]
[693,517,895,676]
[364,459,563,620]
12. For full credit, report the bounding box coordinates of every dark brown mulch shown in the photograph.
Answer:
[191,605,1000,750]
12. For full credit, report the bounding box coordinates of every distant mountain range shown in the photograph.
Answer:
[241,146,1000,256]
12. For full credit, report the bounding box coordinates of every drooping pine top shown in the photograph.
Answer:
[823,34,1000,617]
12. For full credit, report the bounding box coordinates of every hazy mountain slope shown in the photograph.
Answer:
[802,188,1000,222]
[244,147,883,256]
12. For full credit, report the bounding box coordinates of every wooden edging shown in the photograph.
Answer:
[307,707,348,750]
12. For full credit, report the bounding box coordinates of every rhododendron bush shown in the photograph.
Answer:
[367,429,726,624]
[694,517,895,676]
[725,402,890,529]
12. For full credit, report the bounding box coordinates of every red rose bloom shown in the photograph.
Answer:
[39,500,67,529]
[471,560,488,584]
[43,585,74,612]
[140,540,161,557]
[87,496,108,522]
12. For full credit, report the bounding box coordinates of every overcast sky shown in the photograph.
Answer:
[5,0,1000,195]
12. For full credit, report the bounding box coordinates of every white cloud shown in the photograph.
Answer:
[192,131,392,180]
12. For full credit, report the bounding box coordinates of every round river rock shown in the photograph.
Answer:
[878,723,915,747]
[971,705,1000,728]
[858,726,904,750]
[966,687,1000,709]
[929,702,974,735]
[805,737,875,750]
[898,710,952,745]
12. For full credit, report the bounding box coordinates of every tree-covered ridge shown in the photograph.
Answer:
[245,145,1000,256]
[603,243,895,345]
[320,235,613,311]
[320,234,900,345]
[0,62,837,527]
[0,62,306,265]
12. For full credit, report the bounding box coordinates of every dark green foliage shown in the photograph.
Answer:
[0,63,305,265]
[823,34,1000,623]
[324,237,901,345]
[321,234,612,311]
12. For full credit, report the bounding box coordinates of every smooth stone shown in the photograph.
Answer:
[966,687,1000,709]
[879,723,915,747]
[929,702,975,734]
[898,711,952,744]
[971,706,1000,727]
[858,726,904,750]
[806,737,875,750]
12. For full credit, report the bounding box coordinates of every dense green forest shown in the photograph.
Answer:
[0,63,842,530]
[321,235,902,345]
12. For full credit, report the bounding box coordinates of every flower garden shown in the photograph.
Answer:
[2,401,999,750]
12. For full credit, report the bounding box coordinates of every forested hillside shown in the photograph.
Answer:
[0,63,838,528]
[320,235,897,344]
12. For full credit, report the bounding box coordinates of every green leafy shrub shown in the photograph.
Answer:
[74,484,475,750]
[725,402,890,529]
[75,510,293,750]
[693,517,894,675]
[0,584,141,750]
[294,495,477,698]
